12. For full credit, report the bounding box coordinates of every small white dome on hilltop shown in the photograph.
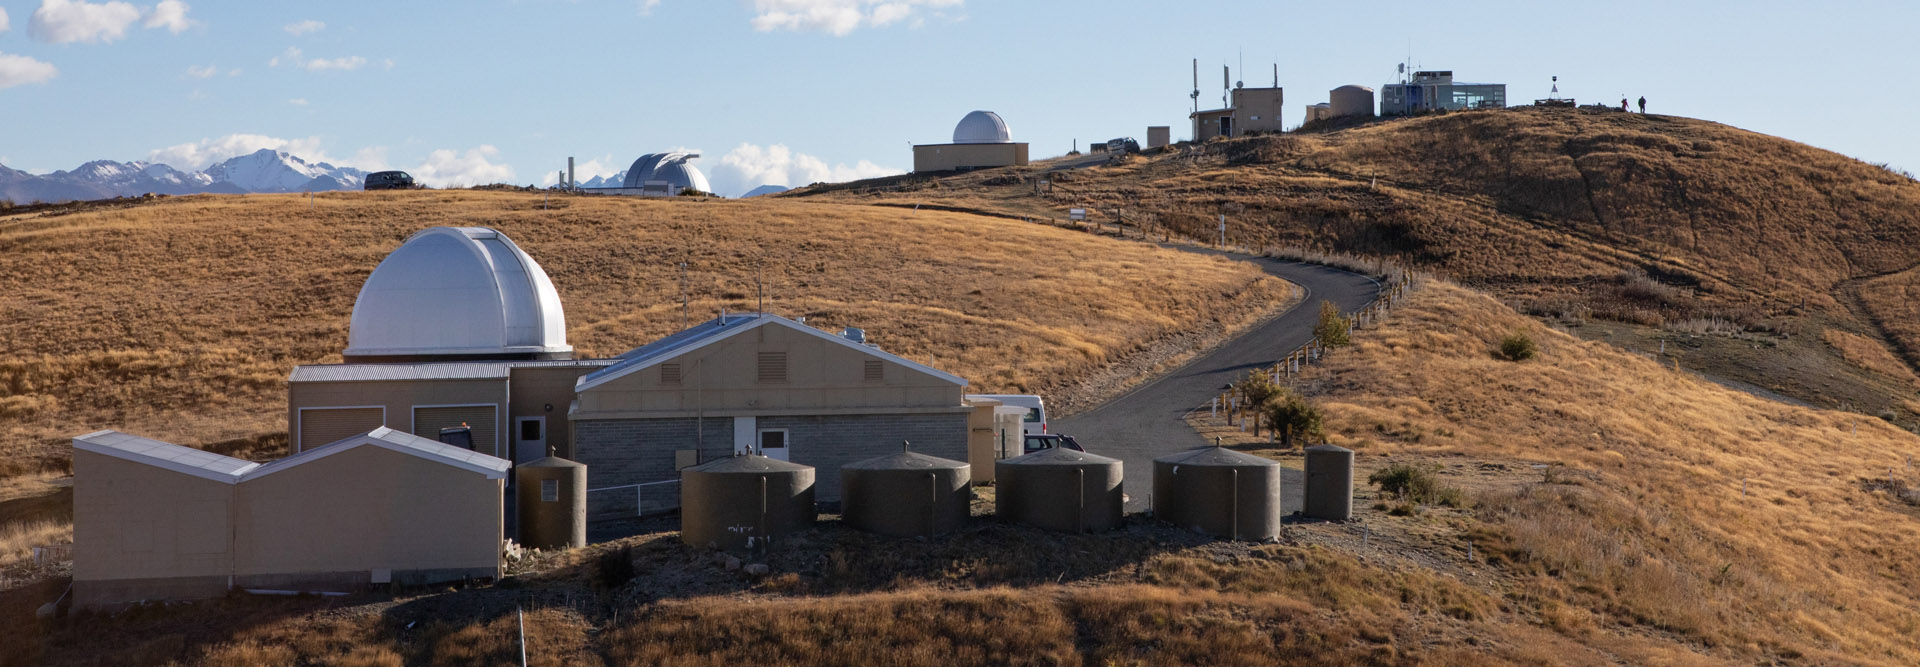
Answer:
[952,110,1012,144]
[345,227,572,361]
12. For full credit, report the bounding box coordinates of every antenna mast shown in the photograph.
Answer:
[1190,58,1200,114]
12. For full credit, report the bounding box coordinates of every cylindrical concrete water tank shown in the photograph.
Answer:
[1303,444,1355,521]
[1330,85,1376,117]
[681,454,816,550]
[516,456,587,549]
[1152,446,1282,540]
[995,448,1124,533]
[841,450,972,538]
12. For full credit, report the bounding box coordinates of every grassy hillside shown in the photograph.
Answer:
[25,279,1920,665]
[793,107,1920,421]
[0,190,1287,474]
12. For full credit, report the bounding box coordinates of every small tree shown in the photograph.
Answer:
[1233,369,1281,436]
[1264,390,1325,450]
[1314,300,1351,347]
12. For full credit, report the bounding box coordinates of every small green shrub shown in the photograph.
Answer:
[1499,331,1537,361]
[1263,390,1325,449]
[1368,463,1464,507]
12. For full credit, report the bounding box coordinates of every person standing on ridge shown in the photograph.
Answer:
[1621,97,1629,112]
[1638,96,1647,114]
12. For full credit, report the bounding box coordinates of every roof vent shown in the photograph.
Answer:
[841,327,866,344]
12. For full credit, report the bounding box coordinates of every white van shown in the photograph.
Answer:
[966,394,1047,435]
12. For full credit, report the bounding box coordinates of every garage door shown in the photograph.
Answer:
[413,405,498,456]
[299,407,385,451]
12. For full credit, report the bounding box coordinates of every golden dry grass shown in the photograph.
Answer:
[0,518,68,568]
[1296,280,1920,663]
[1823,328,1920,387]
[0,190,1286,470]
[797,107,1920,406]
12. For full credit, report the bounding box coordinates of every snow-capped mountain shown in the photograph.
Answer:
[201,149,366,193]
[577,170,627,188]
[0,150,367,204]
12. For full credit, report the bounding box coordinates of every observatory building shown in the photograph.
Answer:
[1380,70,1505,115]
[621,151,710,196]
[291,227,614,462]
[1190,85,1285,142]
[577,151,711,197]
[912,110,1030,173]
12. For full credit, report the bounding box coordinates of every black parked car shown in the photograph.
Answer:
[364,170,418,190]
[1022,433,1086,454]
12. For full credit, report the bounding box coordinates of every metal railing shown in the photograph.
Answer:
[584,479,681,520]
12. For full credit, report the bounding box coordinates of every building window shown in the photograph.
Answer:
[660,362,681,385]
[520,419,541,441]
[757,352,788,384]
[758,429,788,453]
[541,479,558,502]
[864,360,884,383]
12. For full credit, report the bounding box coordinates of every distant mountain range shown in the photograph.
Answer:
[742,184,789,198]
[0,149,367,204]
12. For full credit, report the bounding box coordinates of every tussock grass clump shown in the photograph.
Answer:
[1367,463,1464,507]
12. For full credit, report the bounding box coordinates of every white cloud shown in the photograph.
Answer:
[413,146,514,187]
[714,142,899,195]
[0,8,11,33]
[141,0,191,33]
[271,46,367,72]
[304,55,365,71]
[184,63,214,78]
[0,52,59,89]
[147,133,330,171]
[225,67,239,76]
[287,97,306,106]
[748,0,960,36]
[30,0,140,43]
[636,0,660,16]
[283,19,323,35]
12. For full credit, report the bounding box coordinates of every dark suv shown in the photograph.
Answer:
[364,171,418,190]
[1022,434,1086,454]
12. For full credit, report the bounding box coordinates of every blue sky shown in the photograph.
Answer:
[0,0,1913,195]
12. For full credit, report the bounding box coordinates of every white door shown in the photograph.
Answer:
[515,416,546,464]
[758,429,789,462]
[733,416,757,456]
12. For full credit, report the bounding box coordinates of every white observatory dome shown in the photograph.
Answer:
[622,151,711,193]
[344,227,572,362]
[952,110,1012,144]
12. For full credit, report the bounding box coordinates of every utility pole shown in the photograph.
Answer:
[679,262,690,328]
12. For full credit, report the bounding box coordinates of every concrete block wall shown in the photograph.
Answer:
[573,412,968,517]
[573,417,732,518]
[760,413,968,503]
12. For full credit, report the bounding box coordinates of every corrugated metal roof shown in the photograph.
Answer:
[73,430,259,483]
[576,314,968,392]
[244,426,510,480]
[290,358,617,383]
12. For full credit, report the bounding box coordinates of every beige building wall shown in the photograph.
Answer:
[1146,126,1170,149]
[965,399,1003,482]
[1192,109,1233,141]
[288,379,506,456]
[912,143,1030,173]
[234,445,502,588]
[1232,87,1286,134]
[509,365,599,460]
[576,323,964,419]
[72,451,234,606]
